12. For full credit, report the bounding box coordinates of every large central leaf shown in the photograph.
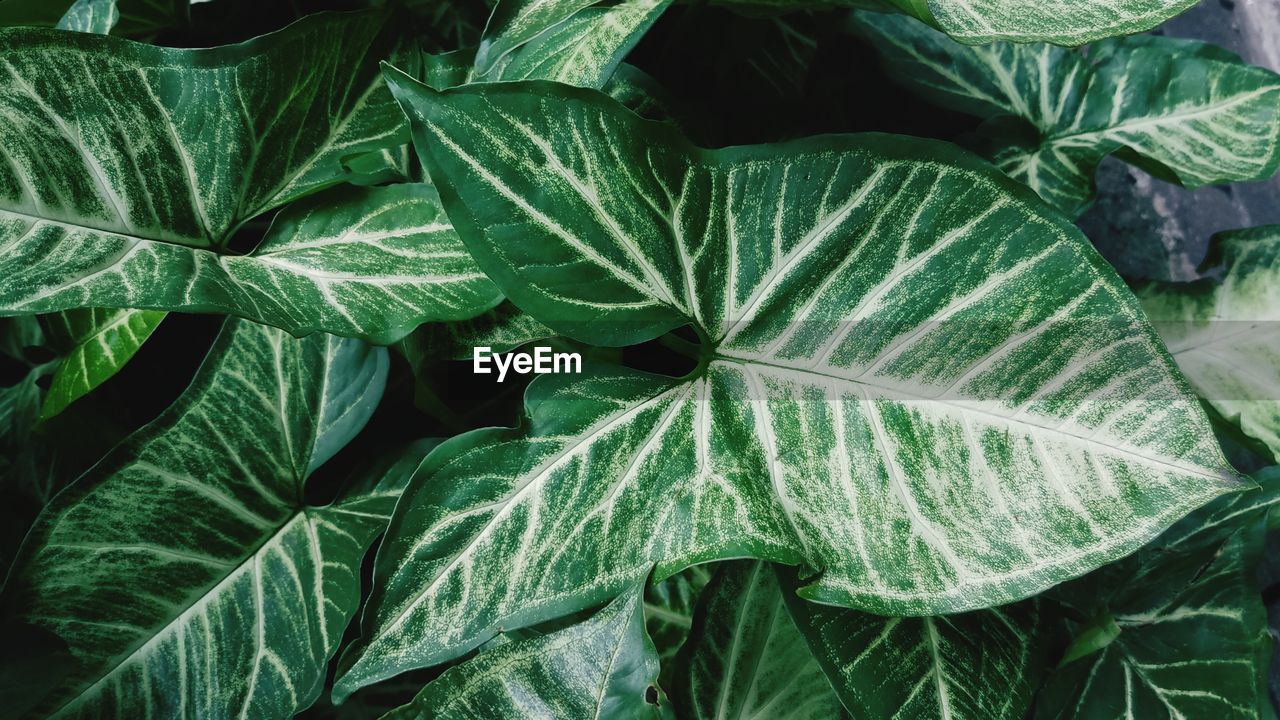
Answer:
[1,319,398,718]
[333,76,1241,697]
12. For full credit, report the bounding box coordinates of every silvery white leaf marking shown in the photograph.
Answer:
[2,319,408,719]
[854,13,1280,216]
[332,78,1242,698]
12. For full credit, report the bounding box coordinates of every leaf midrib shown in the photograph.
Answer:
[48,508,311,719]
[708,352,1231,482]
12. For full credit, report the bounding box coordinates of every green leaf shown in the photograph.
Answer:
[398,300,554,363]
[56,0,117,33]
[477,0,670,89]
[1,318,399,718]
[4,0,186,36]
[719,0,1196,45]
[1137,226,1280,463]
[381,584,664,720]
[2,182,500,344]
[473,0,596,77]
[781,566,1044,719]
[853,13,1280,216]
[645,564,710,687]
[38,308,164,419]
[676,561,846,719]
[334,78,1243,696]
[0,12,493,341]
[1038,469,1280,720]
[919,0,1195,45]
[0,0,75,27]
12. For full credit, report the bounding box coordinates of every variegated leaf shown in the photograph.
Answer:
[479,0,670,88]
[1,318,399,719]
[646,564,710,687]
[382,584,664,720]
[0,13,494,341]
[1137,226,1280,462]
[473,0,596,77]
[398,301,554,363]
[854,13,1280,216]
[781,566,1044,719]
[56,0,117,33]
[719,0,1196,45]
[1039,467,1280,720]
[39,307,164,419]
[1,183,500,344]
[676,562,846,720]
[332,78,1241,696]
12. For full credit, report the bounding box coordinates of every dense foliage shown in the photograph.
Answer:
[1,0,1278,718]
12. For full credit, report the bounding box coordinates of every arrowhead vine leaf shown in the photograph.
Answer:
[854,12,1280,216]
[3,1,1278,716]
[1,318,404,718]
[720,0,1198,45]
[383,584,665,720]
[333,75,1243,696]
[779,566,1045,719]
[1038,468,1280,719]
[0,12,509,342]
[676,561,846,719]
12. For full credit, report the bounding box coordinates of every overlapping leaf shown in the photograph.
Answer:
[0,12,505,342]
[1038,468,1280,719]
[1137,226,1280,462]
[38,307,164,418]
[720,0,1196,45]
[434,0,672,92]
[0,181,500,344]
[676,562,846,719]
[332,78,1241,696]
[645,564,709,687]
[780,567,1044,719]
[0,319,398,718]
[382,585,664,720]
[57,0,116,33]
[854,13,1280,216]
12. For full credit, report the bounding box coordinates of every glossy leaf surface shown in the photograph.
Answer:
[334,78,1241,696]
[676,562,845,719]
[782,568,1044,719]
[0,13,500,342]
[854,13,1280,216]
[2,319,395,718]
[1038,468,1280,719]
[1,183,499,344]
[720,0,1196,45]
[39,307,164,419]
[382,585,663,720]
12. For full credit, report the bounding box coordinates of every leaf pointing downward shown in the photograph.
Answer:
[334,76,1242,698]
[1,319,395,719]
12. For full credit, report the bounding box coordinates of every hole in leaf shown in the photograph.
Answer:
[645,686,660,705]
